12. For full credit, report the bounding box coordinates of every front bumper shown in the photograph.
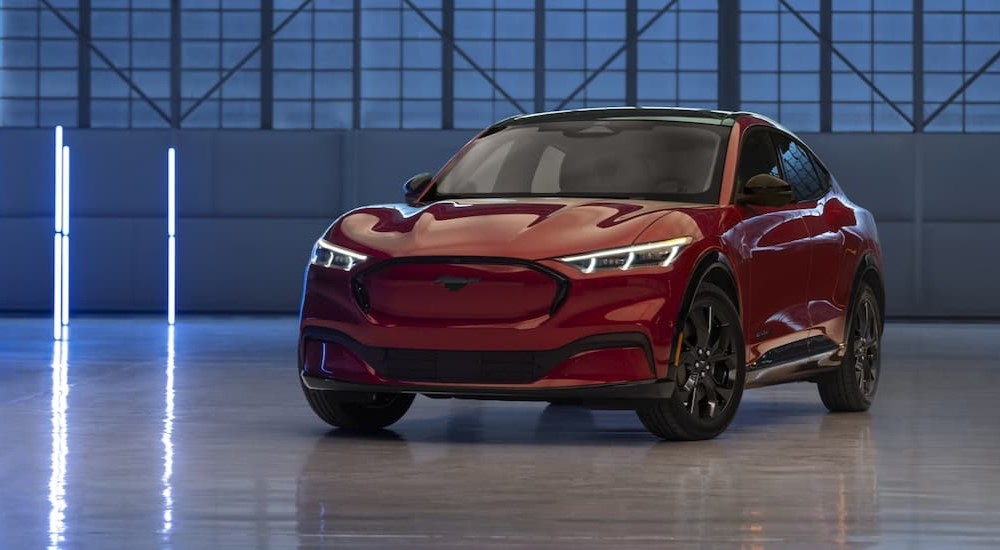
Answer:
[301,327,661,388]
[300,255,687,379]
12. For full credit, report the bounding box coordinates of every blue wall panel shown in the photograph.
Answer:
[0,128,994,317]
[71,217,166,312]
[71,132,171,217]
[923,222,1000,316]
[0,131,53,216]
[176,218,332,312]
[197,132,344,217]
[875,221,917,318]
[922,135,1000,222]
[0,217,52,312]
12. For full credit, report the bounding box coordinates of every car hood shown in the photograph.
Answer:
[327,198,716,260]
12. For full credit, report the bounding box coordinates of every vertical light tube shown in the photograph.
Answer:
[167,148,176,325]
[53,126,63,340]
[53,235,62,340]
[61,146,70,329]
[54,127,63,233]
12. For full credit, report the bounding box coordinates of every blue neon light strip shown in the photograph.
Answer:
[53,127,64,340]
[61,146,70,330]
[53,137,70,339]
[168,148,176,325]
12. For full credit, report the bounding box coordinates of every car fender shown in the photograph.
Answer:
[833,207,884,321]
[846,251,886,327]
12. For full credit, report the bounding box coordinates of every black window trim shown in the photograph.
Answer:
[732,125,781,200]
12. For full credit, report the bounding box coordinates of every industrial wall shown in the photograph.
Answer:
[0,129,995,318]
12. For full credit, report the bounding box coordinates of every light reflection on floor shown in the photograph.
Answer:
[48,340,68,550]
[0,317,996,548]
[161,326,175,537]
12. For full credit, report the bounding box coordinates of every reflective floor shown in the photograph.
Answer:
[1,317,999,548]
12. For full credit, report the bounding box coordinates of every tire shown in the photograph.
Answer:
[636,282,746,441]
[817,283,882,412]
[302,385,415,431]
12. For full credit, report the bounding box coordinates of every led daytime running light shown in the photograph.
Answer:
[311,239,368,271]
[559,237,692,273]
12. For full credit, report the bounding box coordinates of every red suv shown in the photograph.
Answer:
[298,107,884,440]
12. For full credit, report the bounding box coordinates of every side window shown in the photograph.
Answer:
[772,133,826,201]
[735,129,780,191]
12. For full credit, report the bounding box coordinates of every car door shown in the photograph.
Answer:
[771,134,850,341]
[732,128,814,363]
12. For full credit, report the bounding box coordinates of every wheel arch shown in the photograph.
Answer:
[684,249,741,312]
[850,252,885,328]
[670,249,742,371]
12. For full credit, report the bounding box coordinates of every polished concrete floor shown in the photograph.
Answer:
[1,317,999,548]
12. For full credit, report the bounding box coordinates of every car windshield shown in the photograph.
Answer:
[430,119,730,203]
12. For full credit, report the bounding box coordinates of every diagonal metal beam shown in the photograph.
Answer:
[181,0,315,123]
[555,0,680,111]
[402,0,527,114]
[778,0,915,128]
[39,0,172,125]
[923,47,1000,128]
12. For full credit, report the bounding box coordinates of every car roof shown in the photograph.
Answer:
[498,106,758,126]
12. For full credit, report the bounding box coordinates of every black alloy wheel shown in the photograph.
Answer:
[675,299,741,421]
[636,283,746,441]
[818,283,882,412]
[852,296,881,400]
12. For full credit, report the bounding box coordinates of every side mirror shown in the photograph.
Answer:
[403,172,433,205]
[738,173,794,207]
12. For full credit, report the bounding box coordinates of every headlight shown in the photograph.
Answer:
[558,237,692,273]
[310,239,368,271]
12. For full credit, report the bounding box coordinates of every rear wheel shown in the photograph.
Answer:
[636,283,746,441]
[817,284,881,412]
[302,385,415,431]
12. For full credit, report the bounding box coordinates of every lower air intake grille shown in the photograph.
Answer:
[378,349,544,384]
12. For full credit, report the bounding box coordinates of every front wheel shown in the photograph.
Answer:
[817,283,882,412]
[636,283,746,441]
[302,384,415,431]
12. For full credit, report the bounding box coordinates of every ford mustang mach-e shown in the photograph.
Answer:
[298,107,884,440]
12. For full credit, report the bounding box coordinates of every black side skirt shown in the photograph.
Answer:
[745,335,842,389]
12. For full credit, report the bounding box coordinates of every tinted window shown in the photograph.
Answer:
[736,129,780,189]
[431,120,730,204]
[772,133,827,201]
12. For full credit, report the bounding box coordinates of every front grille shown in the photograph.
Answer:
[354,257,570,324]
[378,349,544,384]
